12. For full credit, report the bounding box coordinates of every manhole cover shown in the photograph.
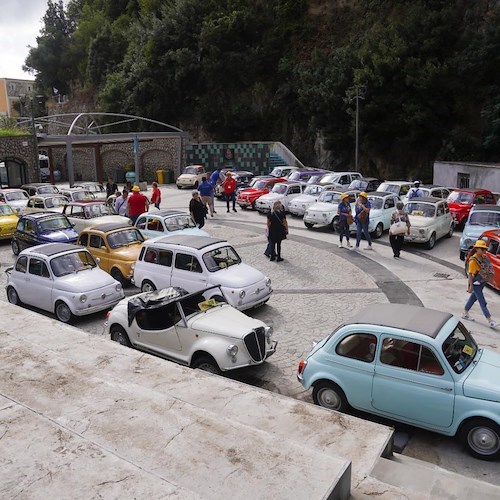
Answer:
[433,272,450,279]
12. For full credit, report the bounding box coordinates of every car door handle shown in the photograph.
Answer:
[439,387,453,392]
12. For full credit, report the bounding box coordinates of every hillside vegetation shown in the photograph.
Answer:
[24,0,500,179]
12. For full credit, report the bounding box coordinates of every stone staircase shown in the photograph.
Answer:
[268,151,288,169]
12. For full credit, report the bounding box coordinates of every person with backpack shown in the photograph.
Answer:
[462,239,498,328]
[407,180,424,199]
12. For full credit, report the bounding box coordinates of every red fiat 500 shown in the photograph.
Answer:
[236,177,287,209]
[447,188,495,228]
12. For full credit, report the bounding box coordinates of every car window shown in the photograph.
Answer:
[147,217,164,232]
[15,255,28,273]
[400,185,410,196]
[164,215,197,231]
[135,302,181,331]
[369,197,383,209]
[144,248,159,264]
[339,175,349,184]
[107,228,144,248]
[474,194,486,205]
[488,239,499,255]
[175,253,202,273]
[78,233,89,246]
[385,197,395,209]
[25,220,36,233]
[335,333,377,362]
[485,194,495,204]
[50,250,96,277]
[468,211,500,227]
[28,258,50,278]
[71,206,84,217]
[406,202,436,217]
[436,205,444,216]
[89,235,104,249]
[135,217,146,230]
[380,338,444,375]
[442,323,478,373]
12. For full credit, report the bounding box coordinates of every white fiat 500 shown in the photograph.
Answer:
[5,243,124,323]
[303,190,359,231]
[255,182,305,213]
[288,184,334,217]
[132,235,272,311]
[106,285,277,374]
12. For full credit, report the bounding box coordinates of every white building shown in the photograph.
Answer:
[433,161,500,192]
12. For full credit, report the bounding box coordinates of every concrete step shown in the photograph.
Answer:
[372,454,500,499]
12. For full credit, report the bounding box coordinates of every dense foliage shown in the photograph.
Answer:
[24,0,500,179]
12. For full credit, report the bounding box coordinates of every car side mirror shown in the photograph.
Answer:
[95,257,100,263]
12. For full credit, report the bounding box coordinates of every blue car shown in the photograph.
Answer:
[297,303,500,460]
[459,205,500,260]
[11,212,78,255]
[135,210,209,239]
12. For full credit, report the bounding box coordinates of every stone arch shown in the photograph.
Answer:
[101,148,133,182]
[141,148,177,183]
[0,156,28,187]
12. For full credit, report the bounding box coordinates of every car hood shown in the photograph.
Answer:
[463,349,500,403]
[448,202,471,212]
[307,202,335,213]
[239,188,268,196]
[290,195,316,204]
[177,174,196,180]
[39,228,79,242]
[258,192,284,202]
[54,267,118,292]
[188,305,263,338]
[463,224,499,240]
[169,227,209,237]
[213,263,265,287]
[407,216,433,228]
[109,244,142,261]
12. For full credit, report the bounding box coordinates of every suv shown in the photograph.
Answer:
[132,235,272,311]
[447,188,496,228]
[459,205,500,260]
[176,165,206,189]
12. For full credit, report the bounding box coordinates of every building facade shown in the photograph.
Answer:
[0,78,35,117]
[433,161,500,193]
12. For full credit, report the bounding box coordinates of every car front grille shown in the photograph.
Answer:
[244,327,266,362]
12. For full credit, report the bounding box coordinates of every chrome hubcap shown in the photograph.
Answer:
[469,427,500,455]
[319,388,341,409]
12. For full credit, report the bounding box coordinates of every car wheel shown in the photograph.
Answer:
[55,301,74,324]
[373,222,383,239]
[446,223,454,238]
[11,239,20,256]
[191,355,222,375]
[177,185,182,190]
[426,232,436,250]
[459,418,500,460]
[304,222,314,229]
[312,381,349,412]
[6,286,21,305]
[110,268,126,286]
[141,280,156,293]
[251,200,256,210]
[110,325,132,347]
[330,216,339,233]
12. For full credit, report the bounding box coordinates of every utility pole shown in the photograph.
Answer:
[354,89,364,173]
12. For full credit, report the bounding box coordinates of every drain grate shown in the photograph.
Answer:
[433,272,450,279]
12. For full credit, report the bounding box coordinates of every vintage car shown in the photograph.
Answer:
[73,182,107,200]
[176,165,206,189]
[469,229,500,291]
[269,166,299,178]
[0,188,29,213]
[419,185,451,199]
[62,200,130,233]
[5,243,124,323]
[11,212,78,255]
[0,202,19,240]
[287,169,329,184]
[288,184,335,217]
[348,177,383,192]
[236,177,287,209]
[404,197,454,249]
[78,223,146,285]
[20,194,68,215]
[105,285,277,375]
[132,235,272,311]
[215,170,255,198]
[459,206,500,260]
[350,191,400,238]
[377,181,413,201]
[447,188,496,228]
[254,182,305,213]
[297,303,500,460]
[135,210,209,239]
[20,183,60,197]
[60,187,96,202]
[303,190,359,231]
[318,171,363,188]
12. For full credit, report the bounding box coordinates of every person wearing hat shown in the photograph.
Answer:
[354,191,372,250]
[127,185,149,224]
[222,171,237,213]
[463,240,498,328]
[408,181,424,200]
[337,193,353,248]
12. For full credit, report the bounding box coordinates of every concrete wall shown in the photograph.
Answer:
[433,161,500,192]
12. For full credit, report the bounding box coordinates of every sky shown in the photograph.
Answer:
[0,0,56,80]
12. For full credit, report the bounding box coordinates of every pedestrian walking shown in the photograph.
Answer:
[114,189,128,216]
[337,193,353,248]
[222,171,237,212]
[198,176,214,216]
[389,201,411,258]
[151,181,161,209]
[209,168,220,214]
[407,180,424,200]
[189,191,207,229]
[127,185,149,225]
[267,200,288,262]
[354,191,372,250]
[462,240,498,328]
[106,176,118,198]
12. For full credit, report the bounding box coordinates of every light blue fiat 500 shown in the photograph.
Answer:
[297,304,500,460]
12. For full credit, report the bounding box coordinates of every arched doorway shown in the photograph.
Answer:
[0,158,27,188]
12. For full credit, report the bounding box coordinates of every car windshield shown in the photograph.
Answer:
[84,204,113,218]
[183,167,199,174]
[442,322,478,373]
[406,202,436,217]
[45,196,67,208]
[448,191,473,204]
[50,250,97,277]
[179,288,228,318]
[203,245,241,272]
[107,228,144,248]
[270,168,285,176]
[272,184,288,194]
[368,197,383,209]
[38,185,59,194]
[0,204,14,215]
[468,211,500,227]
[252,180,267,190]
[378,183,401,194]
[164,214,197,231]
[38,216,72,232]
[348,179,367,190]
[72,190,94,201]
[5,191,28,201]
[318,191,342,203]
[304,185,322,196]
[319,174,339,184]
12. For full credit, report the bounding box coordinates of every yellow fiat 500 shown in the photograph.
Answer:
[77,222,145,285]
[0,202,19,240]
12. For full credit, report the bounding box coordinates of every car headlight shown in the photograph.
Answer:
[227,344,238,357]
[322,213,327,218]
[130,263,135,271]
[239,290,246,298]
[464,238,473,247]
[79,294,87,303]
[265,326,273,343]
[419,229,425,235]
[115,283,122,292]
[265,277,271,287]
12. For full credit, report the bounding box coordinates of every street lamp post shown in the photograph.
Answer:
[354,89,365,173]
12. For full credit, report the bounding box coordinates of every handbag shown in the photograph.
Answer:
[346,214,353,225]
[357,208,368,223]
[389,220,407,235]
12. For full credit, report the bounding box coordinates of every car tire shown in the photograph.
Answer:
[330,216,339,233]
[372,222,384,239]
[459,418,500,460]
[110,325,132,347]
[6,286,21,305]
[191,354,222,375]
[304,222,314,229]
[141,280,156,293]
[251,201,256,210]
[312,381,350,412]
[55,301,74,324]
[11,239,20,256]
[426,232,436,250]
[177,185,182,190]
[111,268,126,286]
[446,224,454,238]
